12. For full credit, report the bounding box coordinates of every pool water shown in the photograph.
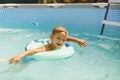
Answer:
[0,8,120,80]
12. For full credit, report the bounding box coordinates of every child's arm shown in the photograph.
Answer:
[67,36,87,47]
[9,47,46,64]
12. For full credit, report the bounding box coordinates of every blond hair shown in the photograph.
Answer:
[52,26,68,36]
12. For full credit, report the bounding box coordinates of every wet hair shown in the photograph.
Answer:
[52,26,68,36]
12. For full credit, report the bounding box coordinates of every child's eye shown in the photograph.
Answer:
[57,37,60,40]
[62,39,65,42]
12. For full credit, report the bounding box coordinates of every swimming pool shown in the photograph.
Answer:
[0,3,120,80]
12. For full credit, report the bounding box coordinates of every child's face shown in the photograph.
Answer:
[51,32,67,48]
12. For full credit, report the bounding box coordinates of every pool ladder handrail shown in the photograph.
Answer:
[100,0,120,35]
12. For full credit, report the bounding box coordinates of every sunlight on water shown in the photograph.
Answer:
[0,22,119,80]
[0,28,21,32]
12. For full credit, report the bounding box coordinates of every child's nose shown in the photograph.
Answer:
[59,40,63,43]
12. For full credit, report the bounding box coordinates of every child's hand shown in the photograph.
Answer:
[77,40,87,47]
[9,55,21,64]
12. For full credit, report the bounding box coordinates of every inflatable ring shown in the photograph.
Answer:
[24,39,75,60]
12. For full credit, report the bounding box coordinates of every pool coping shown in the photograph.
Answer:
[0,3,120,9]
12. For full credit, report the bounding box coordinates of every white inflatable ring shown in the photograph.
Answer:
[24,39,75,60]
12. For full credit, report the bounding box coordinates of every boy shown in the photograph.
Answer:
[9,26,87,64]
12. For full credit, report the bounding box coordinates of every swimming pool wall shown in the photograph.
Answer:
[0,3,120,37]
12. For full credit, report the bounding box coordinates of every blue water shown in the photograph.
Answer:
[0,8,120,80]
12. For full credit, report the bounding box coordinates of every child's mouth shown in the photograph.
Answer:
[57,43,62,46]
